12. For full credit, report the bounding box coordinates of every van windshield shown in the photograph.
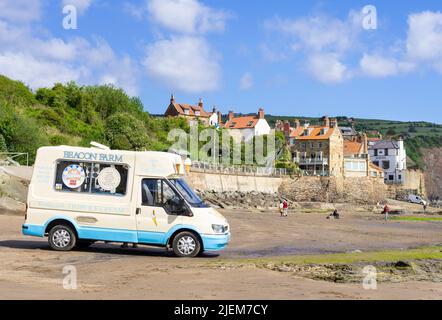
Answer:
[169,179,208,208]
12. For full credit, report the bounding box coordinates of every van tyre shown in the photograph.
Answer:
[48,225,76,251]
[172,232,201,257]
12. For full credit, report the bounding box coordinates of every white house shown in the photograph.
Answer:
[368,139,407,184]
[208,107,223,128]
[224,108,271,142]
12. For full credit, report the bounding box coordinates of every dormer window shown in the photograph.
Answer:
[303,129,309,136]
[195,111,200,116]
[247,121,254,127]
[229,122,237,128]
[184,109,190,115]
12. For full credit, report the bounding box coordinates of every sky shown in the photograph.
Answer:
[1,0,442,123]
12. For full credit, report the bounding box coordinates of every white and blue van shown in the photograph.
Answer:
[22,144,230,257]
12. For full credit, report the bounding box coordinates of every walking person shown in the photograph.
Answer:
[282,200,289,217]
[382,204,390,221]
[279,200,284,217]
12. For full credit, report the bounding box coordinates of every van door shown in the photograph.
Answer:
[135,178,182,245]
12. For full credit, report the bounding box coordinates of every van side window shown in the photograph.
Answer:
[54,161,128,196]
[142,179,180,207]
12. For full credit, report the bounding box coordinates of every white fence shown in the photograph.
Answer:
[191,161,288,177]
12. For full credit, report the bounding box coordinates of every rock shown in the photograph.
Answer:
[395,261,412,269]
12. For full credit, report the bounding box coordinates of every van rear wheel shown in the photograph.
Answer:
[172,232,201,258]
[48,225,76,251]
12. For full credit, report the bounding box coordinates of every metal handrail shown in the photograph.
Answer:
[0,152,29,166]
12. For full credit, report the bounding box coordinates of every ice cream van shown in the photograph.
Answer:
[22,143,230,257]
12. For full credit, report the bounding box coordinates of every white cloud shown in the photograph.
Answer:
[0,0,42,23]
[266,11,362,83]
[62,0,93,14]
[147,0,228,34]
[406,11,442,72]
[240,72,253,90]
[308,54,349,84]
[360,54,415,78]
[0,52,82,88]
[0,17,140,95]
[143,36,220,93]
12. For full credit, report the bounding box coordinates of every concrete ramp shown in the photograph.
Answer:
[0,166,33,181]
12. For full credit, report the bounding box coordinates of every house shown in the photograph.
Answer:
[224,108,271,142]
[343,134,369,178]
[164,95,213,126]
[289,116,344,177]
[368,139,407,184]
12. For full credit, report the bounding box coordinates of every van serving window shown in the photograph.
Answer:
[54,160,128,196]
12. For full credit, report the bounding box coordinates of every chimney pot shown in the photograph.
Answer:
[228,111,235,122]
[258,108,265,119]
[322,116,330,127]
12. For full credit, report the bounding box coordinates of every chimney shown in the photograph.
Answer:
[283,121,291,136]
[258,108,265,120]
[170,94,175,103]
[330,118,338,128]
[212,106,217,114]
[322,116,330,127]
[218,111,223,125]
[198,98,203,108]
[294,119,300,128]
[362,133,368,154]
[228,111,234,122]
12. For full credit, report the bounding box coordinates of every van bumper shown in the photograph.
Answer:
[201,233,231,251]
[22,224,45,237]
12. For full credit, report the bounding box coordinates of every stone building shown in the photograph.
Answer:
[289,116,344,177]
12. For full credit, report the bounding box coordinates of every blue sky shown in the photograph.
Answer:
[1,1,442,123]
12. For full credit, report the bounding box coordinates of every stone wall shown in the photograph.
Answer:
[279,176,387,204]
[186,171,283,193]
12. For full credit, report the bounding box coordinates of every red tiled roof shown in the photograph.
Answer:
[170,102,211,118]
[292,126,335,140]
[344,141,363,156]
[224,116,259,129]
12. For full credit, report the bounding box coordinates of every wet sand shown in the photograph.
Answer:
[0,209,441,300]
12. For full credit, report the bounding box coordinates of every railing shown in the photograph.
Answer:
[0,152,29,166]
[294,158,329,165]
[190,161,288,177]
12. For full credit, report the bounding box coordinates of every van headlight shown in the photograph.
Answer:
[212,224,227,233]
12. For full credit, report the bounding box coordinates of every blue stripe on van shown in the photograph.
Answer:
[78,226,139,243]
[22,224,45,237]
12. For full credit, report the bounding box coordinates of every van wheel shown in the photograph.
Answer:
[172,232,201,258]
[48,225,76,251]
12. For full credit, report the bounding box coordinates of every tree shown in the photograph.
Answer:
[105,113,150,150]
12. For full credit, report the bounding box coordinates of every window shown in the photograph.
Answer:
[195,111,200,116]
[184,109,190,115]
[398,175,402,180]
[142,179,181,209]
[247,121,254,127]
[170,179,207,208]
[373,161,379,167]
[54,161,128,196]
[229,122,236,128]
[382,161,390,170]
[389,175,394,181]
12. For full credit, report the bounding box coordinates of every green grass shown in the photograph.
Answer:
[390,216,442,222]
[212,246,442,267]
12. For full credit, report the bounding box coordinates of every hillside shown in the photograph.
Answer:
[0,75,190,163]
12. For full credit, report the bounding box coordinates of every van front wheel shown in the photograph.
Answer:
[48,225,76,251]
[172,232,201,258]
